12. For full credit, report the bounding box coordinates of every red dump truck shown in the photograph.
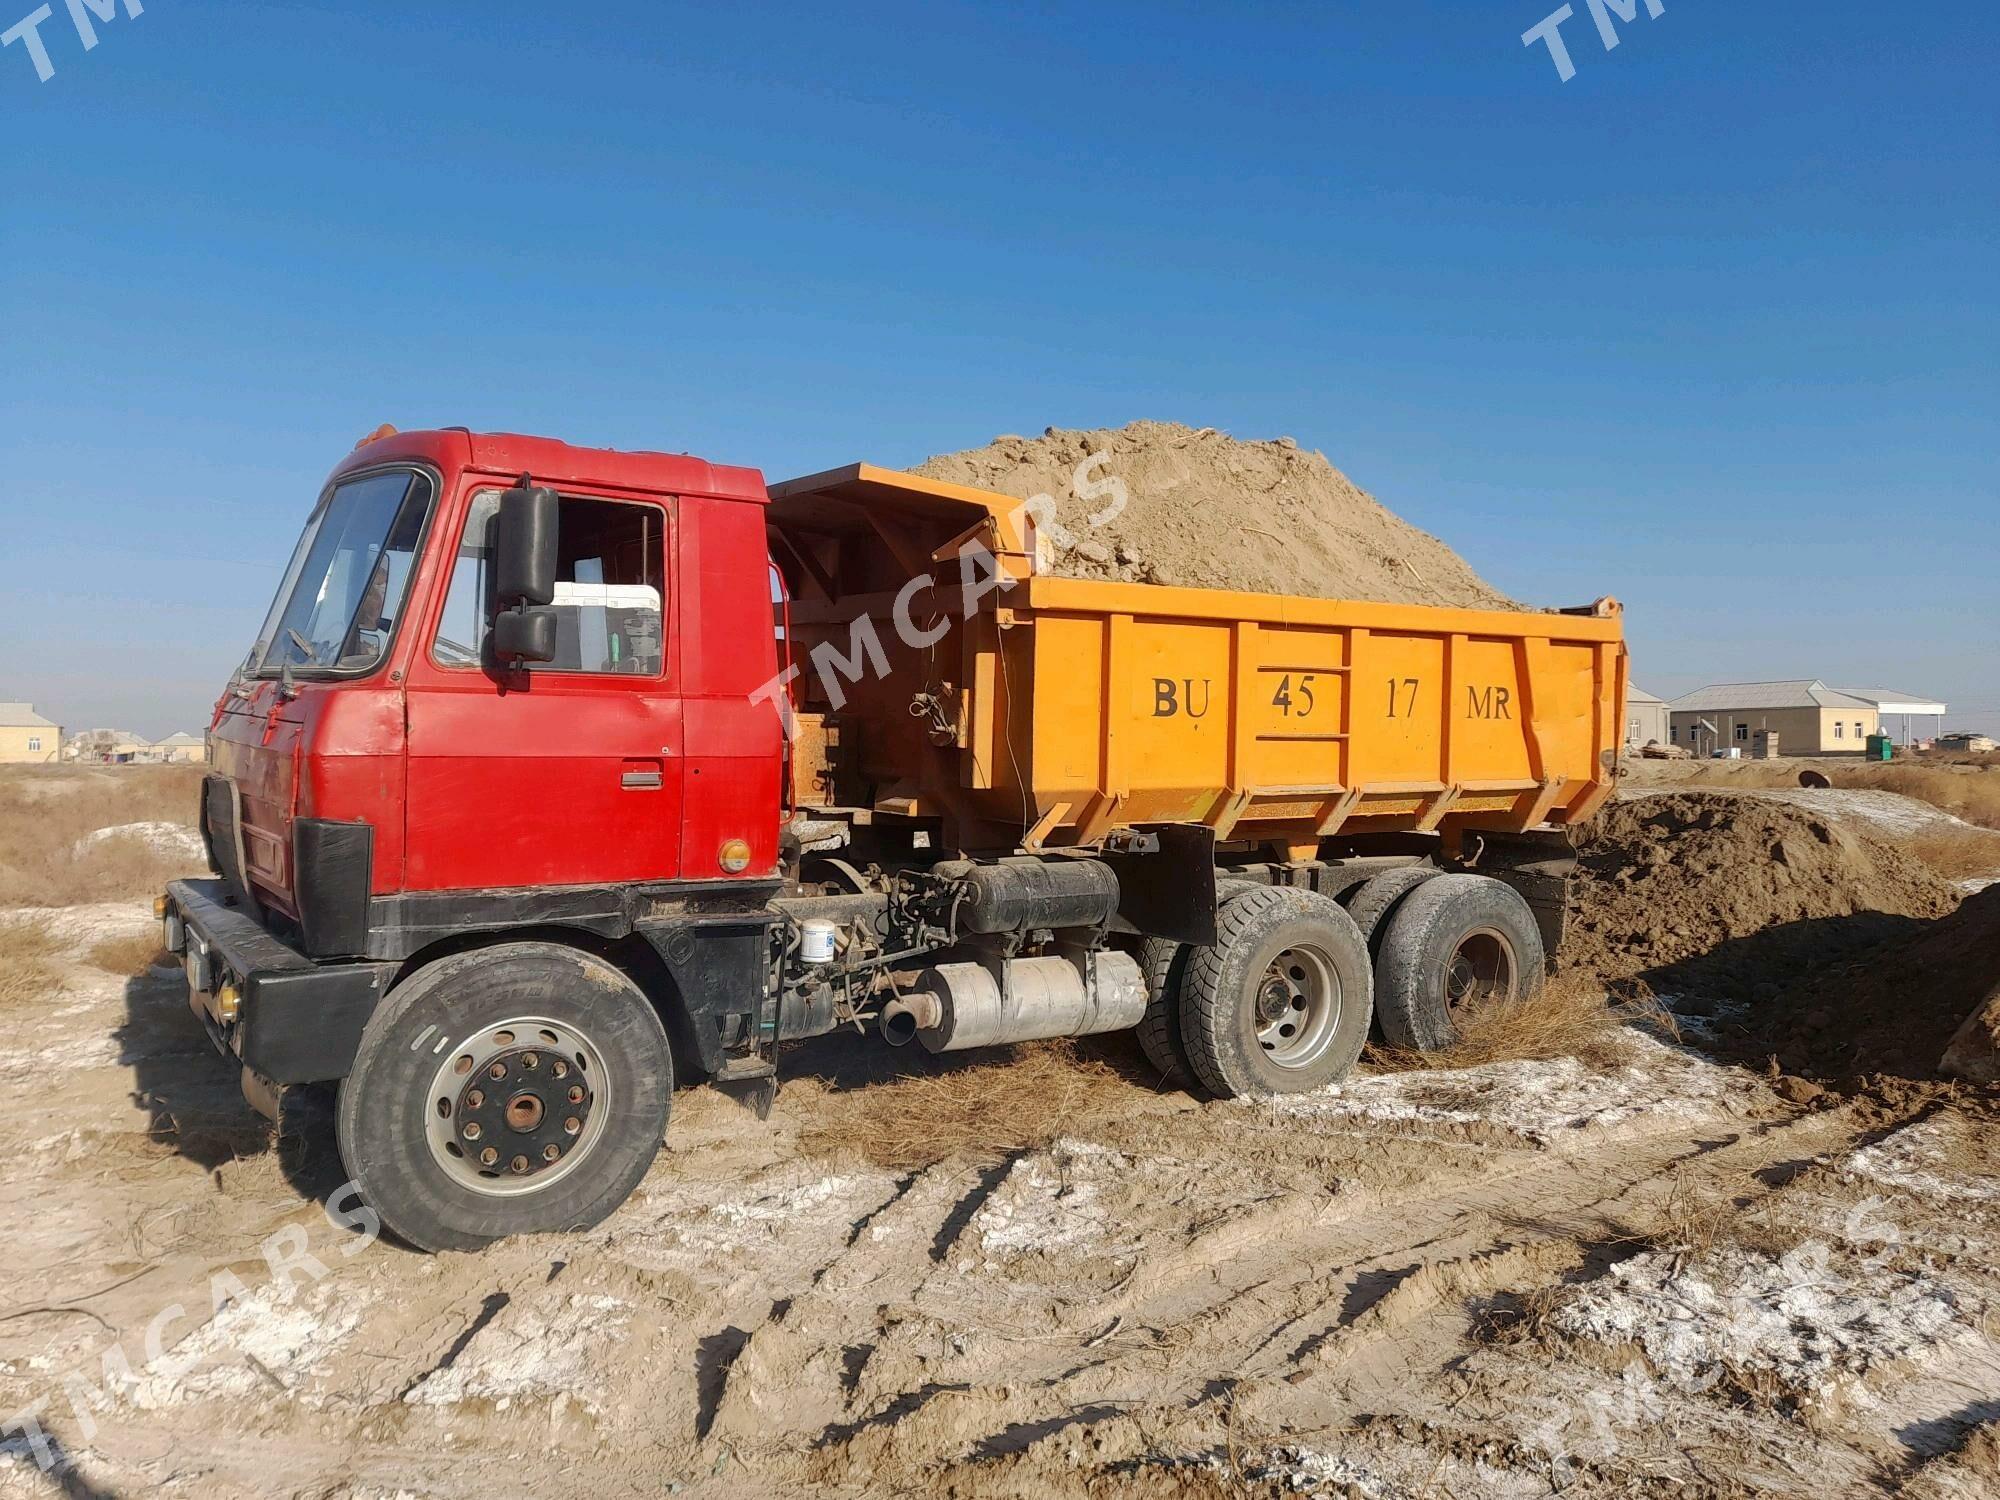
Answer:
[161,427,1627,1249]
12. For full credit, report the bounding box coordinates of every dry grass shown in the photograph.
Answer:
[796,1039,1138,1172]
[1904,826,2000,883]
[1871,764,2000,830]
[0,764,207,908]
[1368,974,1677,1073]
[87,930,173,978]
[0,920,65,1006]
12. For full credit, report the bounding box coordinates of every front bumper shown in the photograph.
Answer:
[163,878,396,1085]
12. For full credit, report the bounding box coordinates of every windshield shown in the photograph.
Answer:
[251,470,435,676]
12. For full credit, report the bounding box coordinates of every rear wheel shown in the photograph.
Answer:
[1178,887,1373,1097]
[1134,878,1258,1086]
[1134,936,1194,1083]
[336,942,672,1252]
[1372,874,1544,1052]
[1342,864,1440,951]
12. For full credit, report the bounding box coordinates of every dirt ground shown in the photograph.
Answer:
[2,767,1998,1497]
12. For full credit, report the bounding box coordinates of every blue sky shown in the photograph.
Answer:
[3,1,1994,738]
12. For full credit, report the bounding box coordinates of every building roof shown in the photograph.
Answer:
[157,732,204,746]
[1627,686,1667,706]
[1668,680,1875,713]
[0,702,56,729]
[1834,688,1948,716]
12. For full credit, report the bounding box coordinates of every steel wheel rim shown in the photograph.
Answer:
[1254,943,1343,1069]
[1444,927,1518,1018]
[423,1015,611,1197]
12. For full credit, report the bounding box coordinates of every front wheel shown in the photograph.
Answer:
[336,942,672,1252]
[1178,887,1373,1098]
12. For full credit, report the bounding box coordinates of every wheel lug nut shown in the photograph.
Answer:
[522,1052,539,1069]
[488,1062,506,1080]
[567,1086,585,1105]
[462,1122,482,1140]
[510,1155,530,1174]
[542,1144,560,1162]
[552,1061,568,1079]
[480,1147,498,1167]
[466,1089,484,1108]
[563,1117,581,1135]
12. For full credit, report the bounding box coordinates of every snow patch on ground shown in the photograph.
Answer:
[404,1292,632,1416]
[1257,1447,1410,1497]
[3,903,154,951]
[0,1033,125,1071]
[1659,991,1753,1043]
[118,1278,376,1409]
[1253,1032,1756,1147]
[970,1139,1138,1261]
[73,822,207,862]
[652,1173,873,1249]
[1702,787,1976,838]
[1549,1241,1968,1403]
[612,1167,900,1273]
[1843,1119,2000,1204]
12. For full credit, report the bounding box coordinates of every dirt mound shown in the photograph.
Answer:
[1563,793,1961,1009]
[1768,884,2000,1081]
[912,421,1519,609]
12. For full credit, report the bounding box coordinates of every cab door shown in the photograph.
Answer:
[402,482,683,893]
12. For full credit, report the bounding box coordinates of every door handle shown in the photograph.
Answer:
[621,770,664,791]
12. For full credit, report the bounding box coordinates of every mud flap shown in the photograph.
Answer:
[714,1074,778,1121]
[1466,828,1576,972]
[1100,823,1219,947]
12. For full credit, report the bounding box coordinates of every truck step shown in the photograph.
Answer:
[712,1057,776,1082]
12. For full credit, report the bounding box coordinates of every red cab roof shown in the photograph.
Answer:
[333,428,769,505]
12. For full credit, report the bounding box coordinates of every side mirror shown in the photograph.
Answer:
[495,483,559,607]
[493,605,557,664]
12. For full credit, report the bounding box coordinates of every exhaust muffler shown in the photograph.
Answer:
[882,951,1146,1053]
[880,992,943,1048]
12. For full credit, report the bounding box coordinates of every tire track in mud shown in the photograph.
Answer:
[773,1102,1888,1479]
[706,1159,1002,1445]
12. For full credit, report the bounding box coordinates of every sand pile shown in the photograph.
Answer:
[913,422,1519,609]
[1768,885,2000,1081]
[1563,794,1960,1007]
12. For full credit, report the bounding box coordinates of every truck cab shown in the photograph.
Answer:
[169,431,806,1244]
[208,427,785,914]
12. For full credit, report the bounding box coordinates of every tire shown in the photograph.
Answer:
[1372,874,1545,1053]
[1134,879,1259,1086]
[1343,864,1440,952]
[1134,936,1194,1083]
[336,942,673,1253]
[1178,886,1373,1098]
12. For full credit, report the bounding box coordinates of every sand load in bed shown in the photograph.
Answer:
[913,421,1518,609]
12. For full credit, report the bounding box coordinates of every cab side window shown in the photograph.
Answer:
[434,490,666,675]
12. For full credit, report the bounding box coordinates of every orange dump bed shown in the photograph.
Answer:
[769,466,1626,853]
